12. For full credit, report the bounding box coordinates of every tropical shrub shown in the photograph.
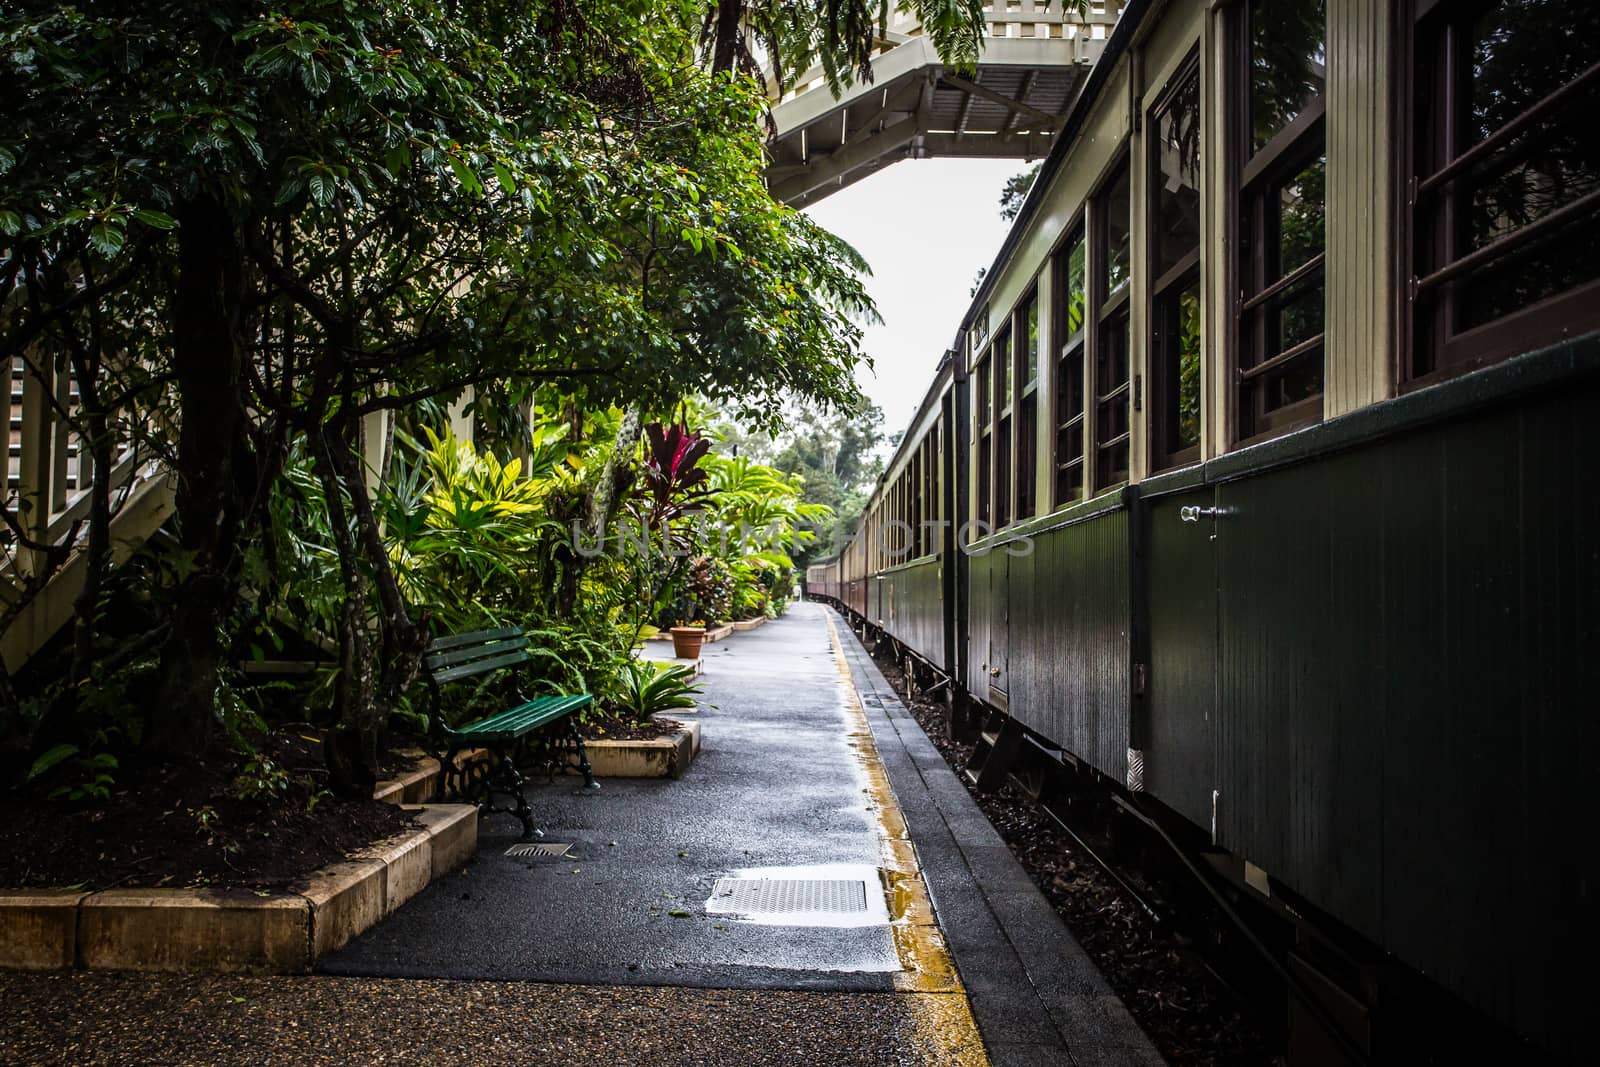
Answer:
[609,660,703,724]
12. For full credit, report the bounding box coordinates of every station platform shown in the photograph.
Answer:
[0,603,1157,1066]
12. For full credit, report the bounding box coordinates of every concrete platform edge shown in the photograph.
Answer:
[827,608,1166,1067]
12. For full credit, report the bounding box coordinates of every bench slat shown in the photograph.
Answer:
[424,637,528,670]
[426,626,523,653]
[430,649,533,683]
[452,694,592,741]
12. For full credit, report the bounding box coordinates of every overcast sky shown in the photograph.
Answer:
[802,157,1023,433]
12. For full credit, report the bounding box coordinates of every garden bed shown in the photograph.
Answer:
[0,754,416,894]
[579,716,700,780]
[0,805,476,973]
[0,734,484,973]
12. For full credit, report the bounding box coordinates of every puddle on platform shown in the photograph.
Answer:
[704,863,891,928]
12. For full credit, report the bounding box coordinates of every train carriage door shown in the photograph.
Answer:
[985,546,1010,710]
[1138,484,1218,831]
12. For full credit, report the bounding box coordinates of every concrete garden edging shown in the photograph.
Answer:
[730,616,768,632]
[371,747,491,806]
[0,804,477,974]
[580,719,700,780]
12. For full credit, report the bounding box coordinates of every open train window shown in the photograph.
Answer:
[1094,156,1132,490]
[1053,223,1087,506]
[1231,0,1325,443]
[1404,0,1600,383]
[1015,288,1039,520]
[1149,54,1203,471]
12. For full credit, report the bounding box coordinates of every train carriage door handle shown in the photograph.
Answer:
[1180,505,1235,523]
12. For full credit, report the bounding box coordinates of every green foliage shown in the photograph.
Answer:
[672,555,735,625]
[714,2,1090,97]
[610,660,703,723]
[27,743,118,802]
[233,754,291,803]
[1000,163,1042,222]
[24,743,79,784]
[729,402,884,567]
[0,0,879,781]
[380,427,572,632]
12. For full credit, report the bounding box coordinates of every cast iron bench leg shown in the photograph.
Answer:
[497,753,541,841]
[569,717,600,792]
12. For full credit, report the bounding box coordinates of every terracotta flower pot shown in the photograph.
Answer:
[670,626,706,659]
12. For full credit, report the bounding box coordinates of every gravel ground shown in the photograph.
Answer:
[0,973,954,1066]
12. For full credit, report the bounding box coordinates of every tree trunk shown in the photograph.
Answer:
[330,413,423,709]
[314,424,379,797]
[711,0,742,73]
[553,405,642,618]
[151,196,245,755]
[584,405,642,541]
[67,403,114,732]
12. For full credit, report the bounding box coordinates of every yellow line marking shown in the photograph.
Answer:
[825,611,990,1067]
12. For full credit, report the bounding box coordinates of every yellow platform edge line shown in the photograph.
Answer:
[825,612,991,1067]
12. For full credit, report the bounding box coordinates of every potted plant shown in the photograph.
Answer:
[670,620,706,659]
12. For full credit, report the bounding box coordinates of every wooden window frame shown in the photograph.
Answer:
[1228,0,1327,446]
[1093,153,1133,493]
[1014,287,1040,521]
[1398,0,1600,388]
[993,326,1013,528]
[1052,219,1089,508]
[1147,51,1204,472]
[975,350,993,527]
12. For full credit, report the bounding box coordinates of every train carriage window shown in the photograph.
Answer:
[1406,0,1600,382]
[1149,56,1203,470]
[1094,157,1132,490]
[976,351,992,527]
[1233,0,1326,443]
[1054,225,1088,506]
[1016,289,1039,520]
[994,327,1013,527]
[916,454,924,557]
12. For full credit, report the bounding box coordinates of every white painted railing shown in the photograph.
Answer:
[1,352,174,668]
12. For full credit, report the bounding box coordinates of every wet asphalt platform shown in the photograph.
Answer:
[0,603,1158,1066]
[322,604,906,991]
[322,601,1159,1064]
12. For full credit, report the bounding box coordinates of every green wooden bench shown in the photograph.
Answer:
[422,626,599,840]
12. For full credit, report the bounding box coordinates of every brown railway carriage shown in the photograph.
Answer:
[808,0,1600,1062]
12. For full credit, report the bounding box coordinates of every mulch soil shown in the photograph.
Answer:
[0,733,417,894]
[579,710,683,742]
[870,648,1275,1067]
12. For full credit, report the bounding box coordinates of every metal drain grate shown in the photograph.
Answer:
[505,842,573,858]
[706,878,869,915]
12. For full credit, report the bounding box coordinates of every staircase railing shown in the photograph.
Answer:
[1,352,174,671]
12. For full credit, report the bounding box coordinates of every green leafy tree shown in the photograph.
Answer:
[704,2,1087,96]
[759,401,888,566]
[706,1,987,93]
[999,162,1042,221]
[2,0,876,787]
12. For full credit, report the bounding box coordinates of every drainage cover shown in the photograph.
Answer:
[707,878,869,915]
[505,842,573,858]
